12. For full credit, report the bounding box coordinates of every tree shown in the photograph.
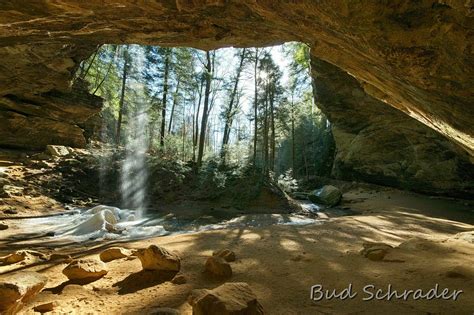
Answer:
[197,50,214,169]
[116,45,130,145]
[220,48,248,163]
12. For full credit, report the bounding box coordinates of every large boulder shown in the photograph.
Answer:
[189,282,264,315]
[136,245,181,272]
[308,185,342,207]
[204,256,232,279]
[62,259,108,281]
[0,271,48,314]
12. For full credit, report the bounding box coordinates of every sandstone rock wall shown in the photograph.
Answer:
[312,58,473,197]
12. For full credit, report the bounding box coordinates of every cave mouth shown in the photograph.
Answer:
[77,42,335,187]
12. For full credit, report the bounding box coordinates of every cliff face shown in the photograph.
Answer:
[0,1,472,191]
[312,58,473,197]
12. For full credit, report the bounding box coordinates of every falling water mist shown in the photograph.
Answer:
[119,47,150,218]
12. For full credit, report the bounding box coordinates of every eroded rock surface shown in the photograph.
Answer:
[62,259,108,281]
[312,59,474,196]
[0,271,48,315]
[136,245,181,272]
[189,282,264,315]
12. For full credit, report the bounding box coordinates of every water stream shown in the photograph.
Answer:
[14,205,324,245]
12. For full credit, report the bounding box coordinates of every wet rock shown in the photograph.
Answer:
[62,259,108,281]
[212,249,236,262]
[45,145,70,157]
[171,274,187,285]
[136,245,181,272]
[33,301,57,313]
[100,247,131,262]
[150,307,181,315]
[189,282,264,315]
[360,242,393,261]
[308,185,342,207]
[204,256,232,279]
[0,271,48,314]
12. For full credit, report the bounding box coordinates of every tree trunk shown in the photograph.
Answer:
[115,47,129,146]
[253,48,259,165]
[193,76,204,162]
[160,49,171,148]
[270,88,276,172]
[92,46,117,95]
[263,86,269,174]
[168,78,181,135]
[197,51,212,169]
[221,48,246,163]
[291,100,296,175]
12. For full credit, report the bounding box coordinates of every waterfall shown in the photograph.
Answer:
[119,46,149,217]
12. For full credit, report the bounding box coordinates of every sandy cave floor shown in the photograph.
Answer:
[0,189,474,314]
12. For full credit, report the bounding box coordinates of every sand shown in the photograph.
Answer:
[1,188,473,314]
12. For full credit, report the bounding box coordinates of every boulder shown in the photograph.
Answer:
[212,249,236,262]
[360,242,393,261]
[0,271,48,314]
[62,259,108,281]
[204,256,232,279]
[99,247,131,262]
[136,245,181,272]
[45,145,70,157]
[308,185,342,207]
[33,302,57,313]
[189,282,264,315]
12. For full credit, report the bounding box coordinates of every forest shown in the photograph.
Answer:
[76,43,334,180]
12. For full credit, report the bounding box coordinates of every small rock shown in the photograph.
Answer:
[45,145,70,157]
[33,301,57,313]
[100,247,131,262]
[171,274,187,285]
[212,249,236,262]
[136,245,181,272]
[0,271,48,314]
[150,307,181,315]
[0,251,28,265]
[3,208,18,215]
[62,259,108,281]
[308,185,342,207]
[360,242,393,261]
[204,256,232,279]
[0,222,8,230]
[189,282,264,315]
[49,253,72,262]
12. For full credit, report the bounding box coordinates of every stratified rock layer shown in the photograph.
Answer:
[312,59,474,196]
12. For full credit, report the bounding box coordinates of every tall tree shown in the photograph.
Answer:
[197,50,214,168]
[220,48,248,162]
[116,45,130,145]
